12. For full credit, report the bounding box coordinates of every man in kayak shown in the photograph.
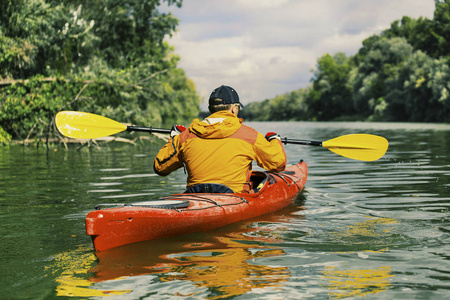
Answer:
[154,85,287,193]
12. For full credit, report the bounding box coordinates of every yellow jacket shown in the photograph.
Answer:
[154,111,287,193]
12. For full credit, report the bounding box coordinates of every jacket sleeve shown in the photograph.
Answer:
[252,133,287,172]
[153,136,184,176]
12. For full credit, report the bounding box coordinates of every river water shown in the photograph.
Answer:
[1,121,449,299]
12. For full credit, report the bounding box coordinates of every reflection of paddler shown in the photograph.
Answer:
[91,234,290,299]
[158,237,290,299]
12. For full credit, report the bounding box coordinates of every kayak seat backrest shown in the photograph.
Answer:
[251,173,269,193]
[184,183,234,194]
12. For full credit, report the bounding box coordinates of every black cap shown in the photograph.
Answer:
[208,85,244,108]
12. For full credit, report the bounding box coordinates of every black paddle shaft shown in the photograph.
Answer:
[127,126,323,146]
[282,138,322,147]
[127,125,171,134]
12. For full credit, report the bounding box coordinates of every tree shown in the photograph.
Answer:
[392,52,450,122]
[0,0,200,142]
[306,53,355,120]
[433,0,450,60]
[351,37,413,118]
[382,0,450,60]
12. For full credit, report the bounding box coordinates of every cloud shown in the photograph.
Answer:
[163,0,435,108]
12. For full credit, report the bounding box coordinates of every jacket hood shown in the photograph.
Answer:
[190,111,243,139]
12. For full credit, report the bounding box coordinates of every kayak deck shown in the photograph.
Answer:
[86,161,308,251]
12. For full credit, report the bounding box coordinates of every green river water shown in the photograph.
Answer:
[1,121,449,299]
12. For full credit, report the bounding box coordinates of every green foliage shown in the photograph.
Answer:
[244,0,450,123]
[0,126,12,144]
[0,0,200,143]
[0,76,80,140]
[306,52,355,120]
[351,37,414,118]
[241,89,309,121]
[383,0,450,60]
[392,52,450,122]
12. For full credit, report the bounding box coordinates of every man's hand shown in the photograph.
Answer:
[265,132,281,141]
[170,125,187,137]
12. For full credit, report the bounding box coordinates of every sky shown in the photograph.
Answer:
[162,0,435,109]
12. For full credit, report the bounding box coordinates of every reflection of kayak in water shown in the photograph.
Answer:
[90,235,291,298]
[85,161,308,251]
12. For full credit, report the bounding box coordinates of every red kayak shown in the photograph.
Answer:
[86,160,308,251]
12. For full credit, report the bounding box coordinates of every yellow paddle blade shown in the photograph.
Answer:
[322,134,389,161]
[55,111,127,139]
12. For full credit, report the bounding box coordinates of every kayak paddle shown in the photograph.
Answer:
[283,135,388,162]
[55,111,388,161]
[55,111,170,139]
